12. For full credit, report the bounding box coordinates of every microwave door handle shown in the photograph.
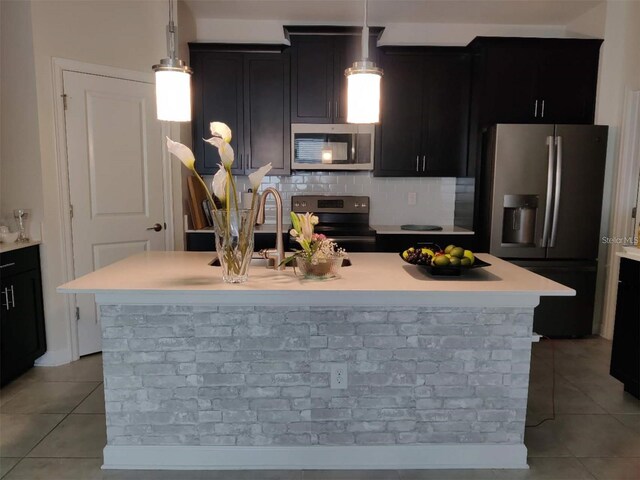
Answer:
[542,135,555,248]
[352,133,356,161]
[550,136,562,247]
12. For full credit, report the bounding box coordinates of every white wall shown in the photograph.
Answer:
[585,1,640,337]
[193,17,570,45]
[22,0,182,364]
[0,0,44,238]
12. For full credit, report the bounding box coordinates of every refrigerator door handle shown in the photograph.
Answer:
[550,136,563,247]
[542,136,555,247]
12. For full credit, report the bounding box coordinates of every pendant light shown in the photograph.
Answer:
[345,0,383,124]
[152,0,192,122]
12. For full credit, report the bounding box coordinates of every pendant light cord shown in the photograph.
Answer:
[361,0,369,60]
[167,0,176,59]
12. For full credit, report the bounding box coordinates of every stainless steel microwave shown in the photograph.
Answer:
[291,123,375,171]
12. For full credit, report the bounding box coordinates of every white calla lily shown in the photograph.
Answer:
[166,137,195,171]
[212,165,228,202]
[210,122,232,143]
[248,163,272,190]
[218,142,235,168]
[204,137,235,168]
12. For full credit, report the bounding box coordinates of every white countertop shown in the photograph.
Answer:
[58,251,573,307]
[618,246,640,262]
[372,225,474,235]
[0,240,41,254]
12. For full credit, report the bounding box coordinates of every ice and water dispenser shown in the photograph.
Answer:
[502,195,538,246]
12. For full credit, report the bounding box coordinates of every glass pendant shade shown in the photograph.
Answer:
[155,69,191,122]
[152,0,192,122]
[346,67,382,124]
[345,0,383,124]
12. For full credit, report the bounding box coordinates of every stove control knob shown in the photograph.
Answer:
[354,202,361,208]
[301,201,307,208]
[294,201,300,208]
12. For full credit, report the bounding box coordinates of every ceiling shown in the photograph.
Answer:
[183,0,603,25]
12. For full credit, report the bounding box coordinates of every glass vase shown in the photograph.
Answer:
[295,255,343,280]
[212,209,256,284]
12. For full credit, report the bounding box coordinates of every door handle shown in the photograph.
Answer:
[0,263,15,269]
[541,100,545,118]
[422,155,426,172]
[2,288,9,310]
[416,155,419,172]
[550,136,562,247]
[9,285,15,309]
[335,101,339,118]
[328,100,332,119]
[534,100,538,118]
[542,136,555,247]
[146,223,163,232]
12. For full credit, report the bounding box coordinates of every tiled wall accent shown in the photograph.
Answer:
[203,172,457,226]
[100,304,533,447]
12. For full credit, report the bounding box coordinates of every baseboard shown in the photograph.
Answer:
[103,444,528,470]
[34,348,73,366]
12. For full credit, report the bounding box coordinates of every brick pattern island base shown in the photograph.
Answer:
[101,305,533,448]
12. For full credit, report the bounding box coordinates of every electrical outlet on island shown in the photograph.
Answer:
[330,363,348,389]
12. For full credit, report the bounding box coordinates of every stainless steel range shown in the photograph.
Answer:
[289,195,377,252]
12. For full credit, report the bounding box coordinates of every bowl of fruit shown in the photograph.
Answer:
[399,244,490,276]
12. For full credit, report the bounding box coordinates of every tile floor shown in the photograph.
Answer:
[0,337,638,479]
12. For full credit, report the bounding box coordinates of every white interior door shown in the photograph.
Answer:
[64,71,166,356]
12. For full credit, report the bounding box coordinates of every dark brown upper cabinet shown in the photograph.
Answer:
[470,37,602,127]
[289,32,378,124]
[190,44,291,176]
[467,37,602,177]
[375,48,471,177]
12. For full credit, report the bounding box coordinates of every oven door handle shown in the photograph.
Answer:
[324,236,376,243]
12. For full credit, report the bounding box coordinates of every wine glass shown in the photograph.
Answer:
[13,209,29,242]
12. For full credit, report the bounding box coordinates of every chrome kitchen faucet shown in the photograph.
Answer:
[256,187,286,270]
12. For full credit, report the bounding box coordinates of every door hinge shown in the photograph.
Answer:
[75,307,80,321]
[70,204,74,219]
[61,93,68,110]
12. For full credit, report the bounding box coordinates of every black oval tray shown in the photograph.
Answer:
[399,252,491,276]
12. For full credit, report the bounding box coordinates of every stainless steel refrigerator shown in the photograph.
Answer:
[481,124,608,337]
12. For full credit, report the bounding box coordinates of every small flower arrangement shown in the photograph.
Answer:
[283,212,346,278]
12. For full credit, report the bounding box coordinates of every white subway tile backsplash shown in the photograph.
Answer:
[203,172,456,226]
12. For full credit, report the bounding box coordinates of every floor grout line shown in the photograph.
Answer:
[0,381,103,479]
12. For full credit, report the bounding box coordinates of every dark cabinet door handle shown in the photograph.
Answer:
[9,285,14,308]
[534,100,538,118]
[2,288,9,311]
[335,101,339,119]
[328,101,332,119]
[416,155,419,172]
[541,100,545,118]
[0,263,15,269]
[422,155,426,172]
[146,223,163,232]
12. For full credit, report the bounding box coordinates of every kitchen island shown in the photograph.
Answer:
[58,252,573,471]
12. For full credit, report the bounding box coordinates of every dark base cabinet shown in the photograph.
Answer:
[610,258,640,398]
[186,232,286,253]
[0,245,47,387]
[375,234,477,254]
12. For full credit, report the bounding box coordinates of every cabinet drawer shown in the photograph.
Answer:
[0,245,40,277]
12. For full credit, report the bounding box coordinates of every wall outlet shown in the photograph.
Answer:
[408,192,417,206]
[330,363,348,389]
